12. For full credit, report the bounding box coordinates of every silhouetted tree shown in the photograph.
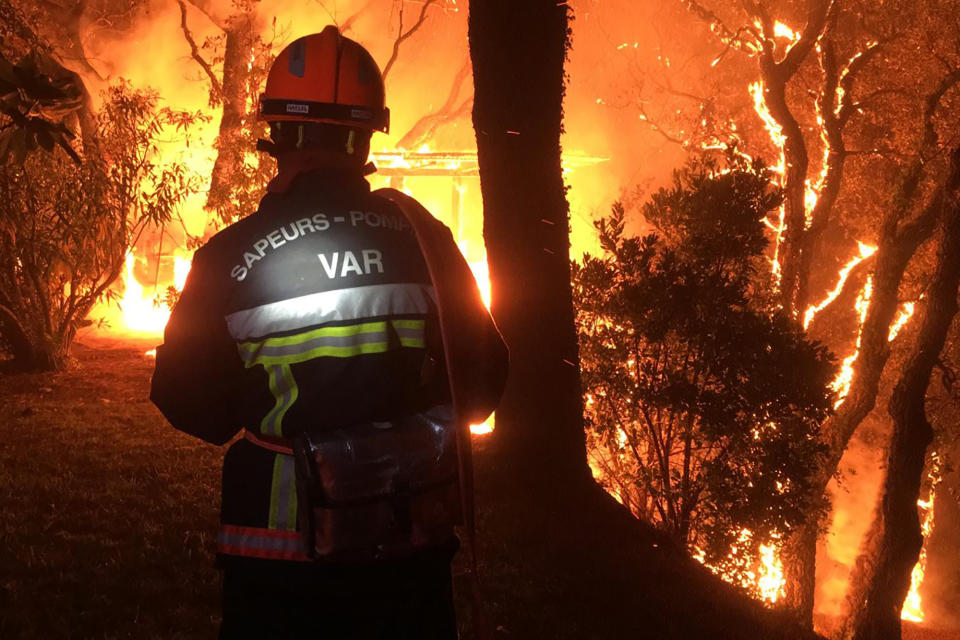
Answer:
[575,158,835,588]
[0,84,198,370]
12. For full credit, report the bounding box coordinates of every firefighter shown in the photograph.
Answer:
[151,26,507,639]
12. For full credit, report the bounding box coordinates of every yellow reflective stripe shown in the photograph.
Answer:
[260,364,298,437]
[250,341,392,366]
[267,454,298,531]
[239,319,426,366]
[239,321,391,351]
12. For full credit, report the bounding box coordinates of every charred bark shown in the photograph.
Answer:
[782,68,960,624]
[469,0,588,482]
[841,166,960,640]
[749,0,834,317]
[783,165,949,624]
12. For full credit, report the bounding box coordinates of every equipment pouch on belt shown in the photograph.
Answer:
[292,404,462,562]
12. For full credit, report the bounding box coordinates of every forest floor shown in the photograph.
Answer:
[0,338,956,639]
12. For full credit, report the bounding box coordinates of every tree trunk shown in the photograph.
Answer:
[762,73,809,317]
[206,9,258,223]
[782,159,955,625]
[843,197,960,640]
[469,0,588,484]
[0,304,69,371]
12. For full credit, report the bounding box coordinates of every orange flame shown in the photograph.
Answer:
[467,257,495,436]
[901,451,942,622]
[693,530,785,604]
[803,242,877,330]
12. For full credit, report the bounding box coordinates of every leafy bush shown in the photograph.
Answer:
[0,82,198,370]
[574,157,836,591]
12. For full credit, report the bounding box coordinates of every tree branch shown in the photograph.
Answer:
[680,0,760,54]
[340,0,379,34]
[397,58,471,149]
[176,0,223,100]
[382,0,439,82]
[780,0,835,77]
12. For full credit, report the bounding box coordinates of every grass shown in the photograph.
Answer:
[0,338,222,639]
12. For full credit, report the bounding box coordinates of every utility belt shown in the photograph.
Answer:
[245,405,461,563]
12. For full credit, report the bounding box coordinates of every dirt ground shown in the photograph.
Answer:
[1,338,957,639]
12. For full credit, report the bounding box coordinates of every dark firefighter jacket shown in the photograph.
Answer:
[150,167,507,563]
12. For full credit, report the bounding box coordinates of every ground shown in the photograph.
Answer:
[0,339,956,639]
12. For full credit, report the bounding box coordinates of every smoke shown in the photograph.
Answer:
[814,420,888,619]
[923,453,960,630]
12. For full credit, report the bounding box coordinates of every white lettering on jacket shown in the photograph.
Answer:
[318,250,384,279]
[230,209,406,282]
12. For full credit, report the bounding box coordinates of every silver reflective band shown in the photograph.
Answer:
[216,530,307,553]
[225,283,436,341]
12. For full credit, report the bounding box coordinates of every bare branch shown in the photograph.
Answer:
[382,0,439,82]
[340,0,379,34]
[921,67,960,154]
[836,41,885,125]
[397,58,471,148]
[177,0,223,100]
[181,0,227,31]
[780,0,835,76]
[679,0,760,54]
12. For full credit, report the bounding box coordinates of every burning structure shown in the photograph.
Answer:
[1,0,959,638]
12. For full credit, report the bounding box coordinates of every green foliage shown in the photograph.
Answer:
[0,82,199,370]
[574,157,836,591]
[0,52,83,163]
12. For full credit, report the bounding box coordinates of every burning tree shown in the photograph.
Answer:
[575,157,835,594]
[175,0,276,227]
[0,81,198,370]
[593,0,960,626]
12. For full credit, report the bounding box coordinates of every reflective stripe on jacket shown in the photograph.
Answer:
[150,167,506,563]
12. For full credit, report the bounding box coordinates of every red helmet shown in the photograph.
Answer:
[259,26,389,133]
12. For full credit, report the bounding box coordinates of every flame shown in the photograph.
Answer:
[901,452,942,622]
[888,301,916,341]
[757,541,786,602]
[467,258,495,436]
[748,81,788,287]
[119,250,174,335]
[748,82,787,167]
[772,21,800,43]
[693,530,785,604]
[831,276,873,407]
[803,242,877,329]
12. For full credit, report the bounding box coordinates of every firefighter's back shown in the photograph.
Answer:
[210,169,449,439]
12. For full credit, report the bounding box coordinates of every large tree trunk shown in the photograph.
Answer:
[205,9,259,223]
[469,0,588,483]
[841,191,960,640]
